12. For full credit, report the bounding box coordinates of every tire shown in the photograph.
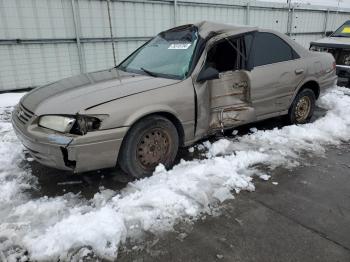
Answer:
[118,115,179,178]
[287,88,316,125]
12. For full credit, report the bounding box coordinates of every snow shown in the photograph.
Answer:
[23,207,127,261]
[1,86,350,260]
[0,92,26,108]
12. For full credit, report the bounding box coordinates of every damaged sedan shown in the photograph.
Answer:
[12,21,337,178]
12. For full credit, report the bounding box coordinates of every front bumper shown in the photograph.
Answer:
[336,65,350,79]
[12,109,128,173]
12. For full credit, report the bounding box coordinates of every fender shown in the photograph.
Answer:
[124,104,182,127]
[123,105,190,146]
[288,76,320,107]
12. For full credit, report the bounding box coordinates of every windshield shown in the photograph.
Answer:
[119,25,199,79]
[332,20,350,37]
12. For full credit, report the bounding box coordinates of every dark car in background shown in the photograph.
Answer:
[310,20,350,85]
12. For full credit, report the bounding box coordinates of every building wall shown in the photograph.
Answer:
[0,0,349,91]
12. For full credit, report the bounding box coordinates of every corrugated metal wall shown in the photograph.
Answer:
[0,0,349,91]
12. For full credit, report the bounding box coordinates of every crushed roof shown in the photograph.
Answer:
[194,21,258,38]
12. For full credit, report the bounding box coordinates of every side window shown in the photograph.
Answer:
[252,32,297,67]
[206,36,246,73]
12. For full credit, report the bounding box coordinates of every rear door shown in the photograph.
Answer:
[248,32,304,117]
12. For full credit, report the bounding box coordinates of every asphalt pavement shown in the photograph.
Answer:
[117,142,350,262]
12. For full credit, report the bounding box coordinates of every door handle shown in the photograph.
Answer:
[295,69,304,75]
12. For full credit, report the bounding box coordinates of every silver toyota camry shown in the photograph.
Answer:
[12,21,337,178]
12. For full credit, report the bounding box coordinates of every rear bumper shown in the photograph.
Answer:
[336,65,350,79]
[12,111,128,173]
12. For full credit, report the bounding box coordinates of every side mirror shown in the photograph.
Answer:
[197,67,219,82]
[325,31,333,37]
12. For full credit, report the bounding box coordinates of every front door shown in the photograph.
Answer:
[204,35,256,132]
[208,71,254,131]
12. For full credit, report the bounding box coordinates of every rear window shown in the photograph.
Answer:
[252,32,297,67]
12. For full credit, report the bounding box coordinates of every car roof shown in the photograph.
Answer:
[162,21,309,57]
[194,20,258,39]
[194,21,309,57]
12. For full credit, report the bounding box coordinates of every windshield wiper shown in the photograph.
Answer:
[140,67,159,77]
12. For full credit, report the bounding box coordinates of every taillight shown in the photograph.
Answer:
[332,61,336,70]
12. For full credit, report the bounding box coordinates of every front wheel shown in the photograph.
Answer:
[287,88,316,125]
[118,115,179,178]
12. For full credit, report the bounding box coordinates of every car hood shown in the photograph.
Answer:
[21,69,179,115]
[311,37,350,48]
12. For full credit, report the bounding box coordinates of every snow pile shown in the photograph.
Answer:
[0,93,31,207]
[0,86,350,260]
[0,93,26,108]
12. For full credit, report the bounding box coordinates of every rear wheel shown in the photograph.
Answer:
[118,115,179,178]
[287,88,316,124]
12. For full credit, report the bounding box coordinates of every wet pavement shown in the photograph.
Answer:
[116,142,350,262]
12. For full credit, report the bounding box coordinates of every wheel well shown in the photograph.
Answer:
[299,81,320,99]
[129,112,185,146]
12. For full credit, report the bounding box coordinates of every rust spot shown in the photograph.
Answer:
[209,123,222,129]
[209,118,241,130]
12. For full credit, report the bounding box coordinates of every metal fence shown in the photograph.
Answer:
[0,0,349,91]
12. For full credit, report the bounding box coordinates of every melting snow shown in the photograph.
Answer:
[1,86,350,260]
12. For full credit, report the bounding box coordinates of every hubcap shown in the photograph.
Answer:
[295,96,311,122]
[137,128,171,169]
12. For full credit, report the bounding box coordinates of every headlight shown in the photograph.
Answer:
[39,115,76,133]
[70,115,102,135]
[38,115,104,134]
[343,54,350,66]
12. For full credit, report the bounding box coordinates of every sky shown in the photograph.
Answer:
[259,0,350,8]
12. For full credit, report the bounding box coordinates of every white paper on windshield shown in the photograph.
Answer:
[168,43,191,49]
